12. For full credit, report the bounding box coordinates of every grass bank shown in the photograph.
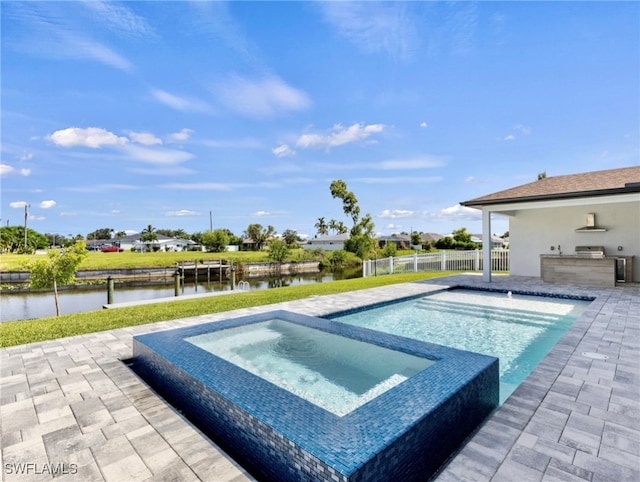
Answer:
[1,250,294,271]
[0,272,452,348]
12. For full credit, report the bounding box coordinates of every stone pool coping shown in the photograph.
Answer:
[1,274,639,481]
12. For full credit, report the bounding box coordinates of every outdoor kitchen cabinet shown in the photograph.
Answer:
[539,255,625,287]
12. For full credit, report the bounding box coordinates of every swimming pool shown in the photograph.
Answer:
[132,310,498,482]
[326,288,592,404]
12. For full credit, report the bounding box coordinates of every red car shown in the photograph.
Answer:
[101,245,124,252]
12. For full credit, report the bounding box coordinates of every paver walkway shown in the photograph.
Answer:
[1,275,638,481]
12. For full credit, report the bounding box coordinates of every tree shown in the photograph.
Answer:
[201,229,229,252]
[329,249,347,269]
[140,224,158,251]
[24,242,88,316]
[452,227,472,243]
[537,171,547,180]
[328,179,375,258]
[243,224,275,250]
[382,241,397,257]
[0,226,47,253]
[411,231,422,246]
[330,180,360,224]
[87,228,113,240]
[268,239,290,264]
[314,217,328,236]
[281,229,300,247]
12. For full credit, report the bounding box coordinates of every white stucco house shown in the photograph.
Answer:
[303,234,349,251]
[461,166,640,283]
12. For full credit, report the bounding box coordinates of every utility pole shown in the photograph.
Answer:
[24,204,30,251]
[209,210,213,231]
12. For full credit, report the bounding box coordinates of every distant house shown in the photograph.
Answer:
[303,234,349,251]
[88,233,200,252]
[471,234,507,249]
[378,234,411,249]
[461,166,640,282]
[421,233,444,244]
[133,236,198,252]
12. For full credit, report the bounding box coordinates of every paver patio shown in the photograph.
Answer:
[1,275,638,481]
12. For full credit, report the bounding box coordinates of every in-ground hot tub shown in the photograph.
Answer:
[132,310,499,482]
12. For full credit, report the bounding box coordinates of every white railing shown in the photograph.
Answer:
[362,250,510,277]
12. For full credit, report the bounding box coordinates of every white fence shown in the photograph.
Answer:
[362,250,510,277]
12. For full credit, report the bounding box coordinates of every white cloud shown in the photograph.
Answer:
[61,33,133,72]
[152,89,211,113]
[385,223,404,230]
[252,211,271,217]
[39,200,56,209]
[128,131,162,145]
[503,134,515,141]
[165,209,199,217]
[272,144,295,157]
[465,176,476,183]
[81,1,154,38]
[514,124,531,135]
[20,168,31,176]
[65,184,138,193]
[420,122,428,128]
[0,164,14,176]
[10,201,29,208]
[296,123,384,149]
[121,144,194,165]
[48,127,128,148]
[318,2,417,60]
[437,205,481,221]
[378,209,415,219]
[217,75,311,119]
[167,128,193,143]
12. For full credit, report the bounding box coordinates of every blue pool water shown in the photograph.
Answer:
[185,319,434,416]
[327,288,591,404]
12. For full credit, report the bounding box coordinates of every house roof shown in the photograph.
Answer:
[461,166,640,207]
[308,234,349,243]
[421,233,444,242]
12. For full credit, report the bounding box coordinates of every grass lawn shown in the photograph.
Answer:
[0,249,318,271]
[0,272,453,348]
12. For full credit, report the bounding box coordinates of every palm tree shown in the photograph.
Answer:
[315,217,328,236]
[140,224,157,252]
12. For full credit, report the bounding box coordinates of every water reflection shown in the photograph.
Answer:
[0,268,361,322]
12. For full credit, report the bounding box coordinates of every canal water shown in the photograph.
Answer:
[1,269,361,322]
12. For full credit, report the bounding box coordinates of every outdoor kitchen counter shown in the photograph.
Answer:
[540,254,616,287]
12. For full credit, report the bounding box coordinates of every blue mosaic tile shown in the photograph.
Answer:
[132,310,498,482]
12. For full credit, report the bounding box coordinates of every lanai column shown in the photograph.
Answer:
[482,208,492,282]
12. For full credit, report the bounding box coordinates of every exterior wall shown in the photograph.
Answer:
[509,201,639,281]
[303,241,345,251]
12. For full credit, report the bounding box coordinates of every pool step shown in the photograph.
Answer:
[414,299,561,326]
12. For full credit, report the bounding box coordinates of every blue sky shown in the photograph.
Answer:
[2,1,638,240]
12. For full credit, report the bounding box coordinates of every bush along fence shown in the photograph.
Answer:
[362,250,510,277]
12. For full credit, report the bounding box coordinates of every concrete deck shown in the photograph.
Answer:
[1,275,638,481]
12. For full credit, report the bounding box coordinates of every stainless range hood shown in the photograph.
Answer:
[575,213,607,232]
